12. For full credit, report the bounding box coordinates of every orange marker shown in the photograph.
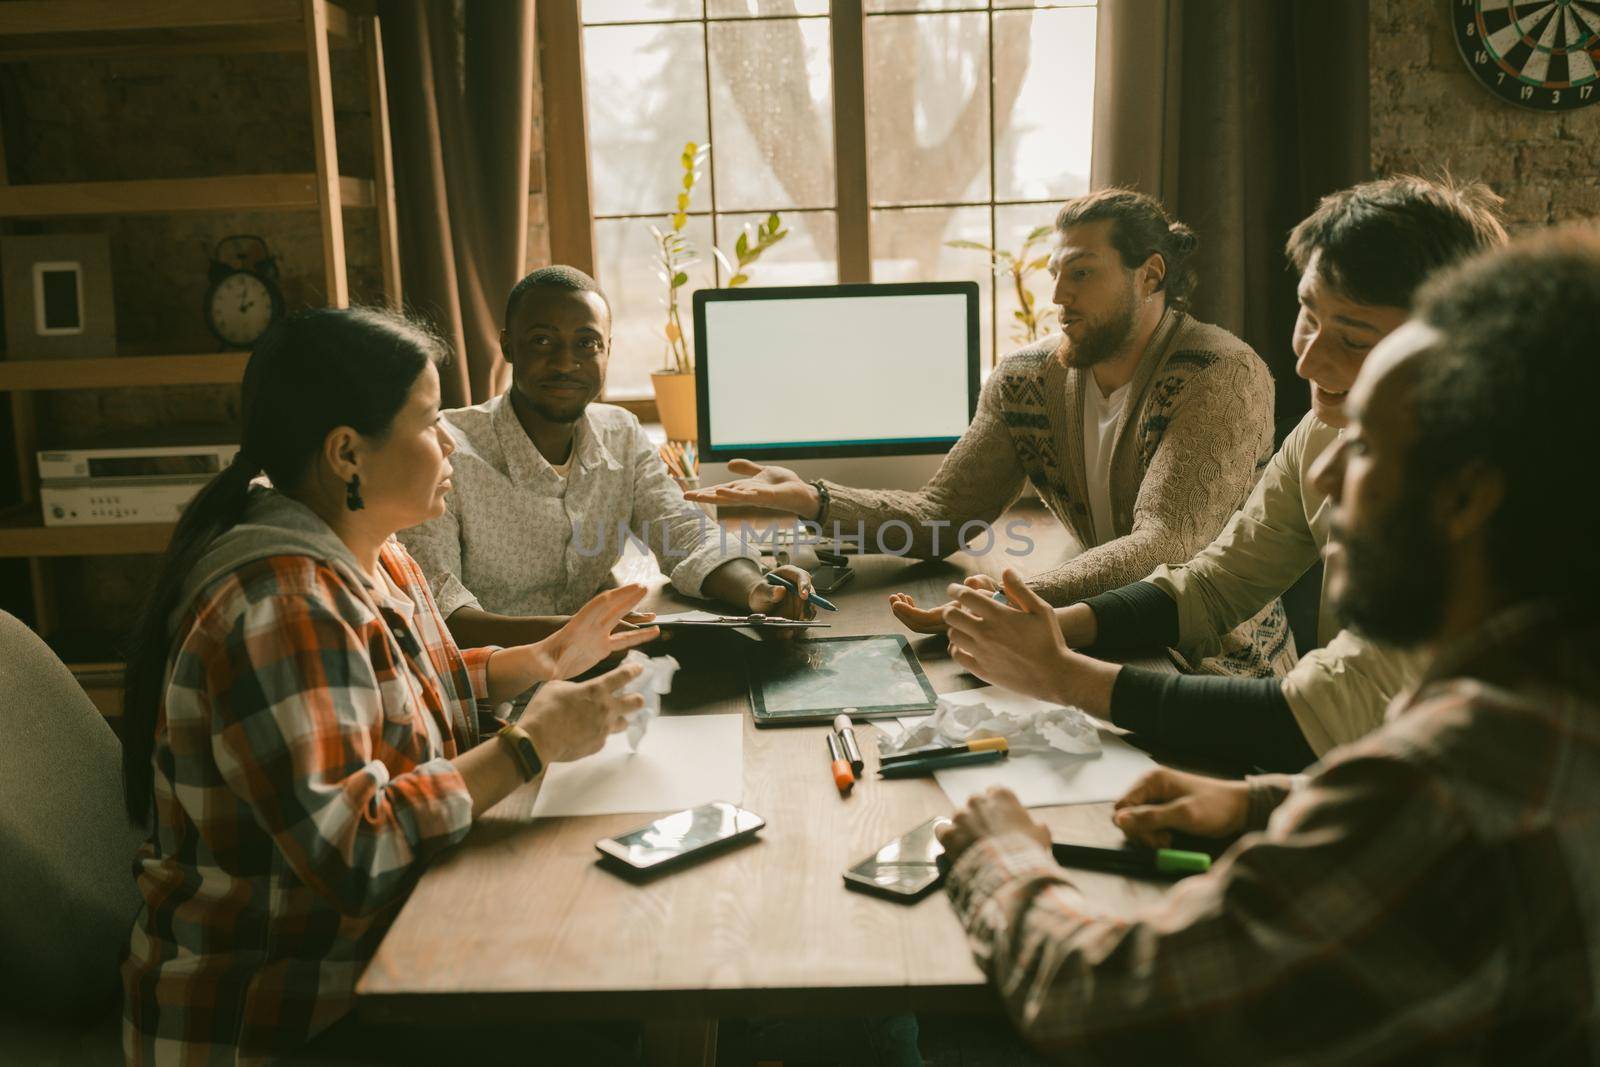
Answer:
[826,732,855,795]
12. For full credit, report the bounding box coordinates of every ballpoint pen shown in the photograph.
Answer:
[764,570,837,612]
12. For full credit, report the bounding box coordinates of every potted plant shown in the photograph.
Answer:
[948,224,1059,346]
[648,141,787,441]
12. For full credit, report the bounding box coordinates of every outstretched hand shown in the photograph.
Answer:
[681,459,821,517]
[888,574,999,635]
[531,584,660,681]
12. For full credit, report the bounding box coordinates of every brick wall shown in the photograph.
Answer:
[1370,0,1600,228]
[1,41,550,644]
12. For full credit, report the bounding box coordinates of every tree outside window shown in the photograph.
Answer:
[557,0,1096,398]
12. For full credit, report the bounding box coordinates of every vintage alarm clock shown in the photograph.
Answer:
[204,234,284,349]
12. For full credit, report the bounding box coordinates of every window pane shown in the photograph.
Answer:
[714,209,838,285]
[596,215,717,397]
[871,205,995,366]
[583,0,701,23]
[708,0,829,15]
[994,8,1095,200]
[865,13,990,205]
[708,18,835,212]
[993,203,1061,356]
[866,0,984,11]
[584,23,711,217]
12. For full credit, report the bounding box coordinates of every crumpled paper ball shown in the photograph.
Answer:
[622,649,680,751]
[879,695,1102,758]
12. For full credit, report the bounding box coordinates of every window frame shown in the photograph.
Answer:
[536,0,1094,406]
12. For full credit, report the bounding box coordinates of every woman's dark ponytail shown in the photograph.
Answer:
[121,455,260,822]
[120,307,447,825]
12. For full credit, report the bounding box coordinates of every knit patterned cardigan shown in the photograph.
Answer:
[822,308,1295,678]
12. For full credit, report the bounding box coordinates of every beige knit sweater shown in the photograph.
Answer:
[822,308,1293,678]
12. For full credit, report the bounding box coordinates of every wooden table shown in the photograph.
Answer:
[357,505,1175,1062]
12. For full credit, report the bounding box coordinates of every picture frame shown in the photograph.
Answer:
[2,233,117,359]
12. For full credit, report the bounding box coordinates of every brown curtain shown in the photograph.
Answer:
[1092,0,1370,427]
[379,0,535,408]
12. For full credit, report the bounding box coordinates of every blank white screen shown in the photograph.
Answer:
[702,292,972,451]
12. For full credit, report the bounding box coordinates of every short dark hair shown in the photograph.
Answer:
[1286,175,1507,309]
[504,264,611,329]
[1054,188,1200,311]
[1408,224,1600,604]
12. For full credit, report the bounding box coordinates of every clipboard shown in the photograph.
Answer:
[651,610,830,631]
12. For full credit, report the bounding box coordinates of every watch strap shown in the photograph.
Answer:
[811,479,831,525]
[497,723,543,782]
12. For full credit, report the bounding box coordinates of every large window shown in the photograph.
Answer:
[558,0,1096,398]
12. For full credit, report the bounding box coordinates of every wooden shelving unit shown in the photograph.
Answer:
[0,0,362,62]
[0,505,175,558]
[0,1,401,712]
[0,354,249,392]
[0,174,376,217]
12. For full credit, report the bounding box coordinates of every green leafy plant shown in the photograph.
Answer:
[649,141,707,375]
[649,142,791,374]
[948,224,1058,344]
[713,213,788,288]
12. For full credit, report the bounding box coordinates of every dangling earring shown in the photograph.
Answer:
[346,474,365,512]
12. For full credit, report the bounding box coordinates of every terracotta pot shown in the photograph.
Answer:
[650,371,698,442]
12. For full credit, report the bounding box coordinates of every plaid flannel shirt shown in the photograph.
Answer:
[947,600,1600,1063]
[123,539,489,1066]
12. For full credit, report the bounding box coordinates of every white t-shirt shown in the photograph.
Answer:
[1081,377,1130,546]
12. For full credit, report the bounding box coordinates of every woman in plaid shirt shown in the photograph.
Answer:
[119,308,658,1065]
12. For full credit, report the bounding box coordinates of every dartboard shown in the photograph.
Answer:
[1452,0,1600,111]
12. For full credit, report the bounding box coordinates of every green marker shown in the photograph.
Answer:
[1050,842,1211,880]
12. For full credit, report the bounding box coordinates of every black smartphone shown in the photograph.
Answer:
[808,562,855,594]
[842,815,951,903]
[595,801,765,879]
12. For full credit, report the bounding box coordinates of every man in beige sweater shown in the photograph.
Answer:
[689,189,1288,678]
[941,177,1508,771]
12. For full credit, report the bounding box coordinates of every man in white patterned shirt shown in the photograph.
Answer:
[401,266,810,649]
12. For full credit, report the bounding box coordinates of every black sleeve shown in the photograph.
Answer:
[1110,666,1317,773]
[1081,581,1180,653]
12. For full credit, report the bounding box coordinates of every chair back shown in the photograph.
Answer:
[0,611,144,1020]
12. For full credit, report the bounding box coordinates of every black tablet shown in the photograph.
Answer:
[748,634,938,727]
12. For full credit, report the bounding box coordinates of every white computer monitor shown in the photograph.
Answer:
[693,282,980,490]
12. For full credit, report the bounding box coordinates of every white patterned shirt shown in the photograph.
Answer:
[399,394,757,618]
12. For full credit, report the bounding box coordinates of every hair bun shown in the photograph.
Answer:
[1167,223,1199,256]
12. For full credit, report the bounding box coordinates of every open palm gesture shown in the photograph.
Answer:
[532,585,660,680]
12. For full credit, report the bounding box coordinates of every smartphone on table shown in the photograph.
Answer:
[595,801,765,879]
[842,815,951,903]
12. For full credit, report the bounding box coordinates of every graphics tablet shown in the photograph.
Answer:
[748,634,938,727]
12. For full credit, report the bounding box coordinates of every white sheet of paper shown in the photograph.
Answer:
[652,610,725,624]
[894,686,1159,808]
[529,713,743,819]
[929,736,1158,809]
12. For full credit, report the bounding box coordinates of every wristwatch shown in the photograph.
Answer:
[496,723,543,781]
[811,479,831,524]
